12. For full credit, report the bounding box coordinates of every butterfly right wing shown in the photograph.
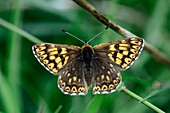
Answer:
[91,38,144,94]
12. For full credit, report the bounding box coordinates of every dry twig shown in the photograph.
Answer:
[73,0,170,67]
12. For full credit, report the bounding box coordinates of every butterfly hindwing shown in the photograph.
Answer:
[93,38,144,70]
[58,59,88,95]
[32,43,81,74]
[92,57,122,94]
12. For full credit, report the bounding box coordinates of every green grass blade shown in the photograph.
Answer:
[83,95,104,113]
[6,0,22,112]
[0,64,20,113]
[54,105,62,113]
[122,86,165,113]
[0,18,42,43]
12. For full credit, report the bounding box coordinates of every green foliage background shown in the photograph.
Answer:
[0,0,170,113]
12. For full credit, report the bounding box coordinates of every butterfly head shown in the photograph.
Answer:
[82,42,92,49]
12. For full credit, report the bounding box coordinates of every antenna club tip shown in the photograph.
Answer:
[61,29,66,32]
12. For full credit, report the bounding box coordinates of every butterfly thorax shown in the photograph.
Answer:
[81,42,94,86]
[82,43,94,65]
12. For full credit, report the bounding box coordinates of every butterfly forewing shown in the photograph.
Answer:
[32,43,81,74]
[93,38,144,70]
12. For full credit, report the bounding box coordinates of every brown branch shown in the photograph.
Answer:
[73,0,170,67]
[144,42,170,67]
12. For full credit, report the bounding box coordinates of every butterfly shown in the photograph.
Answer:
[32,37,144,96]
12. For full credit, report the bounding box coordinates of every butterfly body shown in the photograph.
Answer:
[81,43,94,86]
[32,37,144,95]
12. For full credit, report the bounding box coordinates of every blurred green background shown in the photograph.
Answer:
[0,0,170,113]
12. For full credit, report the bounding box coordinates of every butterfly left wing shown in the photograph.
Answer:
[93,38,144,70]
[32,43,81,74]
[32,43,89,95]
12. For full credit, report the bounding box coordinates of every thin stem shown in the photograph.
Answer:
[121,86,165,113]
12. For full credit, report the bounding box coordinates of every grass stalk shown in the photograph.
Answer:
[121,86,165,113]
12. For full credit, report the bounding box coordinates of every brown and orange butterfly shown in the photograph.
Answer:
[32,30,144,96]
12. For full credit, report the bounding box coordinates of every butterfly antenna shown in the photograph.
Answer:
[61,29,85,44]
[87,26,109,43]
